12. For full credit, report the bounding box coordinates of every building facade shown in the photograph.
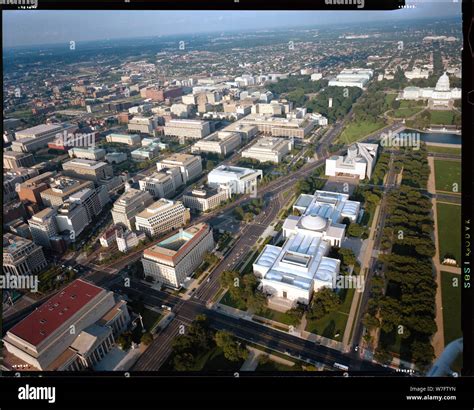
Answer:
[142,223,214,288]
[135,199,190,238]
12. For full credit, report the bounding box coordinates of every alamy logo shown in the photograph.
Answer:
[325,0,365,9]
[18,384,56,404]
[0,0,38,8]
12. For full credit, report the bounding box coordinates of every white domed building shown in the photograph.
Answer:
[253,190,361,308]
[400,72,461,108]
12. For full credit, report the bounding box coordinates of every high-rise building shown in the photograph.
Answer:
[111,188,154,230]
[28,208,59,248]
[56,201,89,240]
[142,223,214,288]
[3,233,48,276]
[135,199,190,238]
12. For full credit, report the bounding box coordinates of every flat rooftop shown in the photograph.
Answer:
[143,223,207,261]
[8,279,103,347]
[3,233,33,254]
[16,123,63,138]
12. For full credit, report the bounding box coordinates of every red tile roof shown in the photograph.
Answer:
[8,279,103,347]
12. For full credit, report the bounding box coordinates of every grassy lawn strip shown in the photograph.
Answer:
[384,93,397,107]
[436,202,461,263]
[429,110,455,125]
[256,307,299,326]
[339,120,385,144]
[434,160,461,193]
[304,288,355,341]
[427,145,461,155]
[440,271,461,345]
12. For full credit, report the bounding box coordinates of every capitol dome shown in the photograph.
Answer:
[435,72,450,91]
[300,214,327,231]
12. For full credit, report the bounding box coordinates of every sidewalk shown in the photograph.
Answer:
[427,156,446,358]
[342,203,381,348]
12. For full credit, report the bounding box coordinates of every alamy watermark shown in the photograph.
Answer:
[380,130,420,150]
[53,130,96,149]
[0,0,38,8]
[325,0,365,9]
[1,273,39,292]
[333,274,365,293]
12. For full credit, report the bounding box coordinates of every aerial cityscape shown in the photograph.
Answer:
[2,7,463,376]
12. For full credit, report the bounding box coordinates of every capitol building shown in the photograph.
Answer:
[400,72,461,109]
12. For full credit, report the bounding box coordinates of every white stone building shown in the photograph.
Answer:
[325,143,378,180]
[241,137,293,163]
[207,165,263,195]
[253,190,360,307]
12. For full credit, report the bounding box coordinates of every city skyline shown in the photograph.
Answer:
[3,5,461,48]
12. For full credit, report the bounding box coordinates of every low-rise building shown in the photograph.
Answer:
[325,143,378,180]
[191,131,241,156]
[163,119,211,141]
[106,133,141,146]
[141,223,214,288]
[127,116,157,135]
[131,142,162,161]
[3,151,35,170]
[138,169,181,199]
[207,165,262,195]
[2,279,130,371]
[182,186,230,212]
[253,190,360,308]
[156,153,202,184]
[328,68,374,89]
[105,152,127,164]
[68,147,106,161]
[241,137,293,163]
[116,230,146,253]
[62,159,113,182]
[11,123,67,153]
[135,199,190,238]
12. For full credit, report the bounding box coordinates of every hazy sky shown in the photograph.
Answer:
[3,4,461,48]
